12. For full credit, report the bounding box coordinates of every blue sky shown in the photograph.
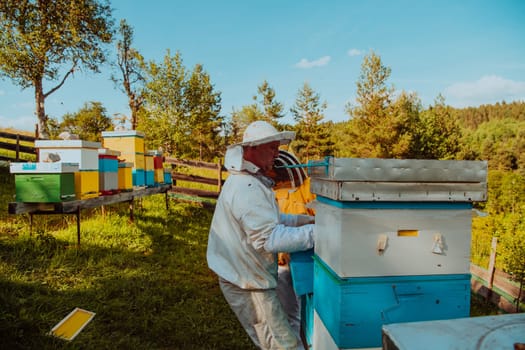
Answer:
[1,0,524,131]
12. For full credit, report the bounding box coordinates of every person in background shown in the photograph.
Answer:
[271,151,316,347]
[207,121,314,350]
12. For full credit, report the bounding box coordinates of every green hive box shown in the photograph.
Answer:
[15,173,76,203]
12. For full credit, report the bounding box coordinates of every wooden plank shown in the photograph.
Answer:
[8,185,172,215]
[0,140,36,155]
[0,131,36,142]
[170,186,219,199]
[470,263,524,311]
[171,172,223,186]
[164,157,219,170]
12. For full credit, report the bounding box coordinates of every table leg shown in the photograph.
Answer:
[129,199,134,222]
[76,207,81,247]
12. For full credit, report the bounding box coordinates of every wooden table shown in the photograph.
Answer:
[8,184,172,246]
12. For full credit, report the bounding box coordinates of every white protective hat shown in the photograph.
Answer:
[224,121,295,171]
[239,120,295,147]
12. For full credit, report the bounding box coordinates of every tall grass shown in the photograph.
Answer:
[0,164,254,349]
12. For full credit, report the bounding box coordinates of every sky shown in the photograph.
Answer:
[1,0,524,132]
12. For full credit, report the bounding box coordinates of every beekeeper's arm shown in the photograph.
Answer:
[238,185,314,254]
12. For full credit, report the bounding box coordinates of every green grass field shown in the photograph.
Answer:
[0,165,255,349]
[0,164,501,349]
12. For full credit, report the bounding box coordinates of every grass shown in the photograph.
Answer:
[0,165,255,349]
[0,163,506,349]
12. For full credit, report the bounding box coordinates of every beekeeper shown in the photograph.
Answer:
[207,120,314,350]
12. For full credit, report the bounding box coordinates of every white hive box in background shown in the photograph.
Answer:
[35,140,101,170]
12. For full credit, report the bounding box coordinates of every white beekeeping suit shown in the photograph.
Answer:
[207,121,314,350]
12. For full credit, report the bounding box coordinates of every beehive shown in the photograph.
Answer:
[307,157,488,349]
[35,140,100,170]
[144,151,155,187]
[101,130,145,154]
[75,170,99,199]
[98,148,120,194]
[118,162,133,191]
[163,169,172,185]
[10,162,78,203]
[313,257,470,349]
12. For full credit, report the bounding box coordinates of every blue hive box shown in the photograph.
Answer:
[289,248,314,296]
[132,169,145,187]
[313,256,471,349]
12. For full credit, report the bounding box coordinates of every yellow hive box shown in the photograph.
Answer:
[119,152,145,170]
[118,162,133,191]
[75,170,99,199]
[154,168,164,183]
[145,152,154,171]
[101,130,145,154]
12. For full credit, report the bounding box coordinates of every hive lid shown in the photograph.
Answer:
[101,130,145,138]
[309,157,488,183]
[98,148,121,157]
[35,140,101,149]
[309,158,488,202]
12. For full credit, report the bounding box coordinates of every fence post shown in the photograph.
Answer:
[15,134,20,161]
[217,160,222,193]
[35,124,39,162]
[486,237,498,300]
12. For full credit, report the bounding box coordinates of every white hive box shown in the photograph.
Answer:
[35,140,101,170]
[310,157,487,278]
[10,162,79,173]
[382,313,525,350]
[314,200,473,277]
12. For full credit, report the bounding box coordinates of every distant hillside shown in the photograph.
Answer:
[453,101,525,129]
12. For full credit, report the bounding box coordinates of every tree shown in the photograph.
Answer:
[111,19,145,130]
[59,101,113,142]
[256,80,285,126]
[0,0,114,139]
[184,63,223,160]
[139,50,187,156]
[345,51,397,157]
[229,105,264,144]
[410,94,461,159]
[139,50,223,160]
[290,82,333,161]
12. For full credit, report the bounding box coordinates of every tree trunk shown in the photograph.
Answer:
[34,79,50,139]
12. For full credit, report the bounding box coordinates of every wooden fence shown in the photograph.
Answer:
[470,237,524,313]
[164,157,224,201]
[0,130,37,162]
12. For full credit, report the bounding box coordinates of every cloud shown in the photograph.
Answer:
[347,49,363,57]
[0,89,5,96]
[443,75,525,107]
[295,56,331,69]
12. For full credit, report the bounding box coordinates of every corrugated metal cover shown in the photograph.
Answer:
[310,158,487,202]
